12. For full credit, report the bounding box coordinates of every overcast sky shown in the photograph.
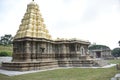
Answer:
[0,0,120,49]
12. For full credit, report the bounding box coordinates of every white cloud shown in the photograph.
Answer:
[0,0,120,49]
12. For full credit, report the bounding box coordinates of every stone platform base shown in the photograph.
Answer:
[2,59,108,71]
[58,59,95,67]
[2,60,58,71]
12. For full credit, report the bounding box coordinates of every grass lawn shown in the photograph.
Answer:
[0,66,119,80]
[108,59,120,64]
[0,45,12,52]
[0,45,13,56]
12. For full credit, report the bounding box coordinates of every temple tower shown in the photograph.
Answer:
[14,0,51,39]
[12,1,53,62]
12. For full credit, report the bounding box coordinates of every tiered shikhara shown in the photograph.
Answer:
[14,1,51,39]
[2,1,105,71]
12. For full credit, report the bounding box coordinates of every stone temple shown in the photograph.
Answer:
[2,1,107,71]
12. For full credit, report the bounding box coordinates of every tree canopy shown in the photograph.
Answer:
[0,34,13,46]
[112,47,120,57]
[88,44,110,50]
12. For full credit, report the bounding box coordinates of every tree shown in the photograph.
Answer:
[112,48,120,57]
[0,34,13,46]
[88,44,110,50]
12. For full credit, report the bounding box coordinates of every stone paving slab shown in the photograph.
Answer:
[111,77,116,80]
[0,64,116,76]
[0,68,60,76]
[111,74,120,80]
[115,74,120,77]
[0,57,12,63]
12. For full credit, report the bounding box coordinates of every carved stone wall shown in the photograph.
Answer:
[12,38,90,62]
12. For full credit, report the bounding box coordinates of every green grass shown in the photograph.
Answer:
[0,45,13,56]
[0,45,12,52]
[108,59,120,64]
[0,67,119,80]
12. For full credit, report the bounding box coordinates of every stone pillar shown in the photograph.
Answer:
[32,42,36,61]
[41,42,46,60]
[36,42,39,60]
[44,43,46,53]
[50,44,52,54]
[25,41,31,61]
[47,43,49,54]
[62,44,66,60]
[12,42,18,62]
[66,44,70,60]
[32,42,36,54]
[94,51,96,59]
[52,44,55,60]
[75,44,77,52]
[74,44,77,59]
[58,44,60,54]
[62,44,66,53]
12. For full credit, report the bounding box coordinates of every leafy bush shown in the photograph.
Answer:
[112,47,120,57]
[0,51,12,56]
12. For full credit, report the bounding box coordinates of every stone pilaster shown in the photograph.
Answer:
[25,41,31,61]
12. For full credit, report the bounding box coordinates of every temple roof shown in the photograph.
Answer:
[14,1,51,40]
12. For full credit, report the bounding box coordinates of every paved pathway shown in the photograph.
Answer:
[0,64,116,76]
[111,73,120,80]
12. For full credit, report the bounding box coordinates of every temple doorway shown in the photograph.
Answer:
[96,51,101,58]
